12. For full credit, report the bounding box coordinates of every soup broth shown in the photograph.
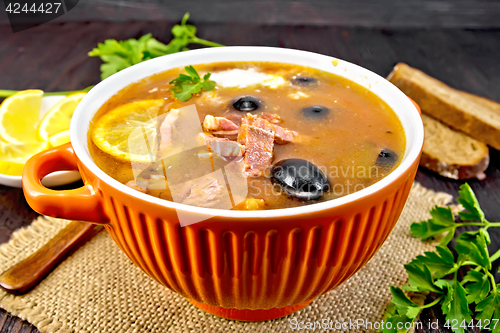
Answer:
[89,62,405,210]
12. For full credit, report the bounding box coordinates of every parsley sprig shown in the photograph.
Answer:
[168,65,216,101]
[381,184,500,333]
[88,13,223,80]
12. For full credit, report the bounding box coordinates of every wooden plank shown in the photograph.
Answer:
[9,320,24,333]
[0,312,8,332]
[0,187,38,245]
[2,0,500,28]
[0,312,14,333]
[0,310,38,333]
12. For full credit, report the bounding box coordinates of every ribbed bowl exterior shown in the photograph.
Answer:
[80,159,418,311]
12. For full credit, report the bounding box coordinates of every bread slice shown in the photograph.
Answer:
[420,114,489,180]
[387,63,500,150]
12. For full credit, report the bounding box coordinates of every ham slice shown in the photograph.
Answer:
[245,113,297,144]
[237,115,275,177]
[201,133,245,157]
[251,117,276,134]
[203,115,239,131]
[225,114,243,125]
[200,113,297,177]
[211,130,239,140]
[203,113,296,144]
[261,112,282,124]
[274,125,298,144]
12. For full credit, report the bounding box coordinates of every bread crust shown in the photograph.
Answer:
[387,63,500,150]
[420,151,489,180]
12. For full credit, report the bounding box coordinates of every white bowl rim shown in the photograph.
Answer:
[71,46,423,219]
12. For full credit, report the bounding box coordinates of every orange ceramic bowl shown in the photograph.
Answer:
[23,47,423,321]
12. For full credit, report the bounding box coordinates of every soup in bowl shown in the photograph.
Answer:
[23,47,423,321]
[89,61,405,212]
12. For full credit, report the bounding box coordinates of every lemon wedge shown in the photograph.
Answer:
[38,92,86,142]
[0,89,43,144]
[48,130,71,147]
[0,140,48,163]
[0,160,25,176]
[91,99,164,162]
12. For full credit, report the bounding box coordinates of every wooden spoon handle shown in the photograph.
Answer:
[0,221,103,294]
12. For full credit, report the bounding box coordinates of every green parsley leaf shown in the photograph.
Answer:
[455,230,491,270]
[476,288,500,325]
[99,55,132,80]
[406,306,421,319]
[201,79,216,91]
[410,206,456,241]
[380,289,420,333]
[436,279,473,333]
[382,302,398,321]
[403,263,441,293]
[184,65,200,81]
[462,270,491,304]
[390,286,421,310]
[89,34,154,79]
[171,73,196,85]
[408,246,455,279]
[172,83,203,102]
[89,13,223,80]
[457,183,486,223]
[494,308,500,333]
[168,66,216,101]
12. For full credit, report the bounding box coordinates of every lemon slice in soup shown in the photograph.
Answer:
[91,99,164,163]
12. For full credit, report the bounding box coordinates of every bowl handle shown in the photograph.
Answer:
[22,143,109,224]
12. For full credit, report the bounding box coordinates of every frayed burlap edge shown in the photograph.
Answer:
[0,216,72,332]
[0,182,458,333]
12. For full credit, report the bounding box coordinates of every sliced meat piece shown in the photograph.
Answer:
[125,180,147,193]
[208,141,244,159]
[240,113,255,126]
[200,133,245,156]
[203,115,239,131]
[200,132,231,144]
[238,123,275,177]
[201,133,240,147]
[225,113,243,125]
[212,130,239,140]
[251,117,276,135]
[181,175,225,208]
[261,112,282,124]
[159,109,180,150]
[274,125,298,144]
[245,113,296,145]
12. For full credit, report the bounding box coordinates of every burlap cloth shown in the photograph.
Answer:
[0,183,458,333]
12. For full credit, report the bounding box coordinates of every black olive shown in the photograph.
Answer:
[376,148,398,169]
[271,159,330,200]
[291,76,318,86]
[232,95,261,112]
[301,105,331,119]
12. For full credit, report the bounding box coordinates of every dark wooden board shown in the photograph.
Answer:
[2,0,500,28]
[0,22,499,333]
